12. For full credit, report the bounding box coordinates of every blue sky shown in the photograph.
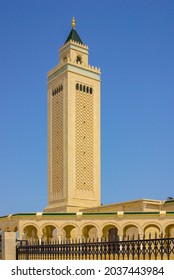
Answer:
[0,0,174,215]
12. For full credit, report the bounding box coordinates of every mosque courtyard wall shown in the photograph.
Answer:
[1,211,174,242]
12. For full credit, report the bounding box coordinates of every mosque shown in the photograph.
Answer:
[0,18,174,242]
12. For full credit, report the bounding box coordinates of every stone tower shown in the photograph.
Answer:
[44,18,101,212]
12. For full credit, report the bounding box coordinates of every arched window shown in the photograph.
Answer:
[76,56,82,64]
[63,56,67,62]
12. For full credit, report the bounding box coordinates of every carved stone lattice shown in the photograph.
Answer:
[51,86,63,199]
[75,88,94,198]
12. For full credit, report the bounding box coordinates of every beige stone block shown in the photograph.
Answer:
[2,232,16,260]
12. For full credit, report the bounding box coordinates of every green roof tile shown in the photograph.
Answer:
[11,213,36,216]
[42,213,76,216]
[124,211,160,215]
[0,215,9,219]
[65,28,83,45]
[164,200,174,204]
[83,212,117,216]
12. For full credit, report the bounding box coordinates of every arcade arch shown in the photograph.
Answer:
[82,224,98,240]
[102,224,119,241]
[23,225,38,242]
[42,225,57,242]
[144,224,161,238]
[165,224,174,237]
[123,224,139,239]
[62,225,78,239]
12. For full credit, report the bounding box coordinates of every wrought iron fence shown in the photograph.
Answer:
[16,235,174,260]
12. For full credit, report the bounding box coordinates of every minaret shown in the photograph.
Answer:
[44,18,101,212]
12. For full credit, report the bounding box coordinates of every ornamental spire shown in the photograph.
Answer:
[64,17,83,45]
[72,17,76,29]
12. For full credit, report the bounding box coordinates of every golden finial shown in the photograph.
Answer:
[72,17,76,29]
